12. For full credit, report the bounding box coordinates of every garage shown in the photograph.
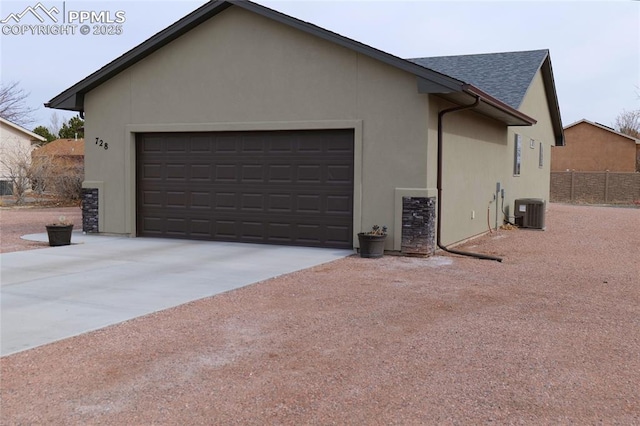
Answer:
[136,129,354,248]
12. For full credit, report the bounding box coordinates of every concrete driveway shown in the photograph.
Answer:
[1,233,352,356]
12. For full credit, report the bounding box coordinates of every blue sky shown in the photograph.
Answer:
[1,0,638,130]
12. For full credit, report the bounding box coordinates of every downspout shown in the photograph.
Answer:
[437,97,503,262]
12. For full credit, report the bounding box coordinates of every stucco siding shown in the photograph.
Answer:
[83,6,430,249]
[428,69,555,247]
[506,70,555,213]
[84,71,131,233]
[430,97,509,246]
[551,121,637,172]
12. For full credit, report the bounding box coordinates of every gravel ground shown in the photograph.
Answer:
[0,205,82,253]
[1,203,639,424]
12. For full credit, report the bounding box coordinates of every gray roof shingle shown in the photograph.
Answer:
[408,50,549,109]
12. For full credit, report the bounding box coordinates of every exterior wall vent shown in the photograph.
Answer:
[514,198,546,230]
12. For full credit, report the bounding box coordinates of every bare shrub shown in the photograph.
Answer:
[49,163,83,202]
[28,154,52,200]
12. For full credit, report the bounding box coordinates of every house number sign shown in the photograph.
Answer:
[95,137,109,150]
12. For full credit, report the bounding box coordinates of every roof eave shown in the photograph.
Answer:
[46,0,466,111]
[564,119,640,143]
[540,55,565,146]
[464,85,537,126]
[0,117,46,141]
[46,1,234,110]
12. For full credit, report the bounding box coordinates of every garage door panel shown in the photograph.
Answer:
[325,225,352,245]
[241,164,264,182]
[191,164,212,180]
[268,165,293,182]
[140,212,350,246]
[297,224,322,244]
[190,219,211,237]
[141,190,163,207]
[327,140,354,153]
[270,138,294,153]
[166,191,187,208]
[240,221,264,240]
[166,217,187,235]
[242,135,265,153]
[297,165,322,182]
[166,164,188,180]
[140,216,163,234]
[297,194,321,213]
[327,165,352,183]
[190,135,213,153]
[140,189,351,215]
[268,222,293,242]
[241,193,264,211]
[327,195,351,214]
[141,137,163,152]
[215,164,237,181]
[268,193,292,212]
[167,140,187,153]
[214,220,238,239]
[137,130,353,248]
[191,192,211,208]
[215,136,240,153]
[142,163,163,180]
[214,192,237,210]
[297,138,323,153]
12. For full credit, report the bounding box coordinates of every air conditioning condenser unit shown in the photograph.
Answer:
[514,198,546,230]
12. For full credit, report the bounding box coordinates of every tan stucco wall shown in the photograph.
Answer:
[506,70,555,213]
[83,6,431,249]
[551,122,637,172]
[429,69,556,246]
[428,98,508,246]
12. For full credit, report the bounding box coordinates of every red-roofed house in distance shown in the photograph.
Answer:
[31,138,84,200]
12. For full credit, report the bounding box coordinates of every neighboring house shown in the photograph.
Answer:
[552,119,639,172]
[45,0,563,254]
[0,117,46,195]
[31,138,85,198]
[31,138,85,170]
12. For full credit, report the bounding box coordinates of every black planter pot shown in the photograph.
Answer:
[46,225,74,247]
[357,233,386,258]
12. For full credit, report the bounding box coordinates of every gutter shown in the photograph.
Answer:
[463,84,537,126]
[437,97,503,263]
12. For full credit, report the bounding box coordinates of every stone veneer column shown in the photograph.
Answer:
[81,188,99,233]
[401,197,436,256]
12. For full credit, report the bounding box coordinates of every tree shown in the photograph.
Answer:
[48,111,62,137]
[613,109,640,139]
[0,81,37,127]
[58,115,84,139]
[33,125,57,143]
[613,108,640,172]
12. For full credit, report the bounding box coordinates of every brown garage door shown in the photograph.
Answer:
[136,129,354,248]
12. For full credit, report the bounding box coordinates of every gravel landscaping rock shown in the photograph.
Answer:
[1,203,639,424]
[0,206,82,253]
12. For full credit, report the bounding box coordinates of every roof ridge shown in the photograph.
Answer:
[0,117,46,141]
[565,119,640,142]
[408,49,549,61]
[407,50,549,109]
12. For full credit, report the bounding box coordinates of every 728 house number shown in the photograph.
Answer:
[95,137,109,150]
